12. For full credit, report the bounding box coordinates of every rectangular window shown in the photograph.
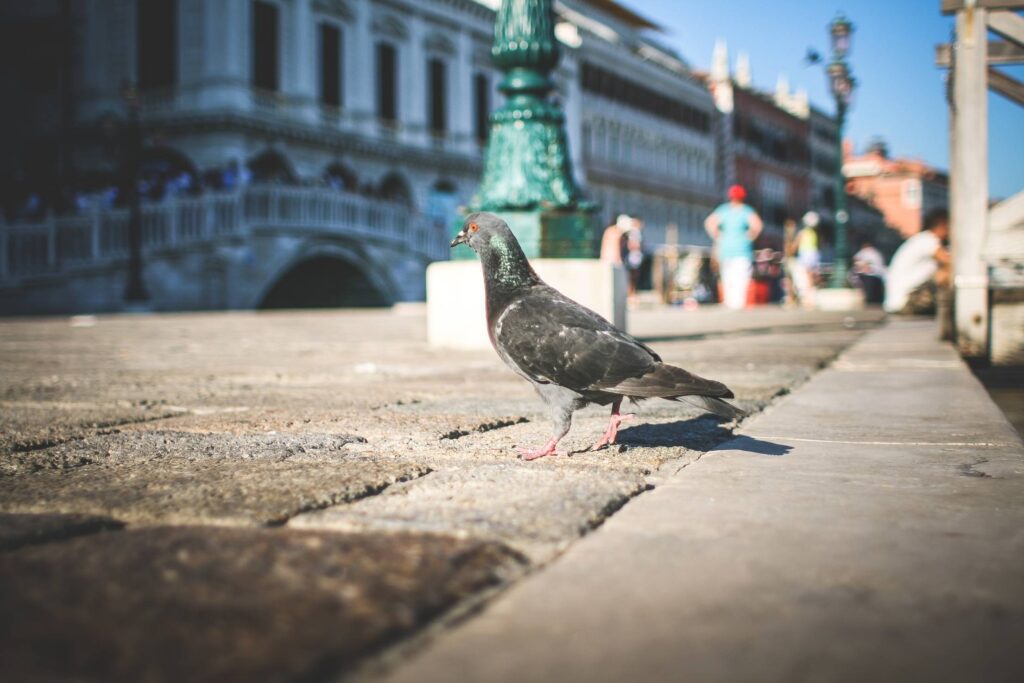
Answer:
[902,179,922,209]
[252,0,279,91]
[428,58,447,135]
[376,42,397,122]
[137,0,177,89]
[318,23,342,107]
[473,72,490,144]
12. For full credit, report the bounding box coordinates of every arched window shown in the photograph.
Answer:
[378,172,412,205]
[323,163,357,191]
[247,150,296,184]
[139,147,198,200]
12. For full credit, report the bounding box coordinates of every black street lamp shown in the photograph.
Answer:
[120,81,149,306]
[825,13,856,288]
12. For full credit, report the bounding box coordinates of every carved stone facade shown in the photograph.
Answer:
[3,0,721,308]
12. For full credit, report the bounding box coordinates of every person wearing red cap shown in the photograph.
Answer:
[704,185,763,309]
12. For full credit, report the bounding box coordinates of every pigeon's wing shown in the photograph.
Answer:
[493,286,658,392]
[494,286,737,400]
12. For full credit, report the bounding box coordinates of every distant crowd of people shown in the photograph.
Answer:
[3,158,364,224]
[601,183,951,318]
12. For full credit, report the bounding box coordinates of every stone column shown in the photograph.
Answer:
[402,14,427,147]
[346,0,374,132]
[289,0,318,122]
[451,30,473,154]
[200,0,250,110]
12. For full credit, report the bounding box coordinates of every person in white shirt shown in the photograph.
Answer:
[884,209,950,314]
[853,241,887,278]
[600,214,631,266]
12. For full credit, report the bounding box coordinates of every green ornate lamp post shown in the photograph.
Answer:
[467,0,594,258]
[824,13,856,288]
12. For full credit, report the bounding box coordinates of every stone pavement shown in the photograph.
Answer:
[0,305,904,681]
[381,320,1024,683]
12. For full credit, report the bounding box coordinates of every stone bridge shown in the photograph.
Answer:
[0,187,450,315]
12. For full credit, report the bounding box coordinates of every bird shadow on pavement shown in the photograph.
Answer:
[615,417,791,456]
[716,434,792,457]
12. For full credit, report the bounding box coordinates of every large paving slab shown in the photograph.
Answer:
[0,526,525,683]
[0,431,428,525]
[379,320,1024,683]
[292,463,649,560]
[0,399,185,455]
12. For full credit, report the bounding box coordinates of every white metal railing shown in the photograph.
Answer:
[0,187,448,283]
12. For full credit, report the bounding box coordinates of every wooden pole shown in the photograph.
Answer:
[950,5,990,358]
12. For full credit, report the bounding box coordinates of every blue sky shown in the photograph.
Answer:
[629,0,1023,199]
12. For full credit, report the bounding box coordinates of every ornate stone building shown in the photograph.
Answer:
[1,0,720,311]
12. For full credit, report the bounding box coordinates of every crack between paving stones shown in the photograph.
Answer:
[439,416,530,441]
[7,410,192,456]
[265,467,435,527]
[0,517,126,553]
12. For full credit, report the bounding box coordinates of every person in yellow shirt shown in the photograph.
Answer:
[788,211,820,308]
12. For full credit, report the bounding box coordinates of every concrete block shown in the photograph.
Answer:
[815,287,865,312]
[427,259,627,350]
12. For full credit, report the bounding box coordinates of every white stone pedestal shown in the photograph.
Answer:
[815,287,865,311]
[427,259,627,349]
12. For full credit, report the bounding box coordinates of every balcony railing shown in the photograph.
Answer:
[0,187,449,283]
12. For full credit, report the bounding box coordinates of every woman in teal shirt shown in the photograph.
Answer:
[704,185,764,309]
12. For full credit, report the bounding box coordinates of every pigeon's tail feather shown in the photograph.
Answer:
[608,362,734,400]
[678,395,748,420]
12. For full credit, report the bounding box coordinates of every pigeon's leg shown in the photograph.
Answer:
[592,398,635,451]
[517,398,573,461]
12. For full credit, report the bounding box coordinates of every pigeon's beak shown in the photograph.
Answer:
[450,230,468,248]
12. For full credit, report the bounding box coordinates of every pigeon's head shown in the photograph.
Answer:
[450,212,514,253]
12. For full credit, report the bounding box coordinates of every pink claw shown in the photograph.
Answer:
[516,437,560,461]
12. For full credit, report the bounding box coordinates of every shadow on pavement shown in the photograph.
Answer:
[719,434,792,457]
[614,418,791,457]
[616,417,729,451]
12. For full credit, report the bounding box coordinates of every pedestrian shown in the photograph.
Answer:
[782,218,799,307]
[600,214,631,266]
[852,239,886,304]
[884,209,950,315]
[704,185,763,310]
[625,217,644,305]
[788,211,821,308]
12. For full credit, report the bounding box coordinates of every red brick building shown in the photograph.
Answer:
[844,141,949,239]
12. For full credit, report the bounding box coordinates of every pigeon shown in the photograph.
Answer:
[451,212,745,461]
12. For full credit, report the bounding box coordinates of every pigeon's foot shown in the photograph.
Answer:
[516,437,561,461]
[591,412,635,451]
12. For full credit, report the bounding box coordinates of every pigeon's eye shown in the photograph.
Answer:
[469,223,479,233]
